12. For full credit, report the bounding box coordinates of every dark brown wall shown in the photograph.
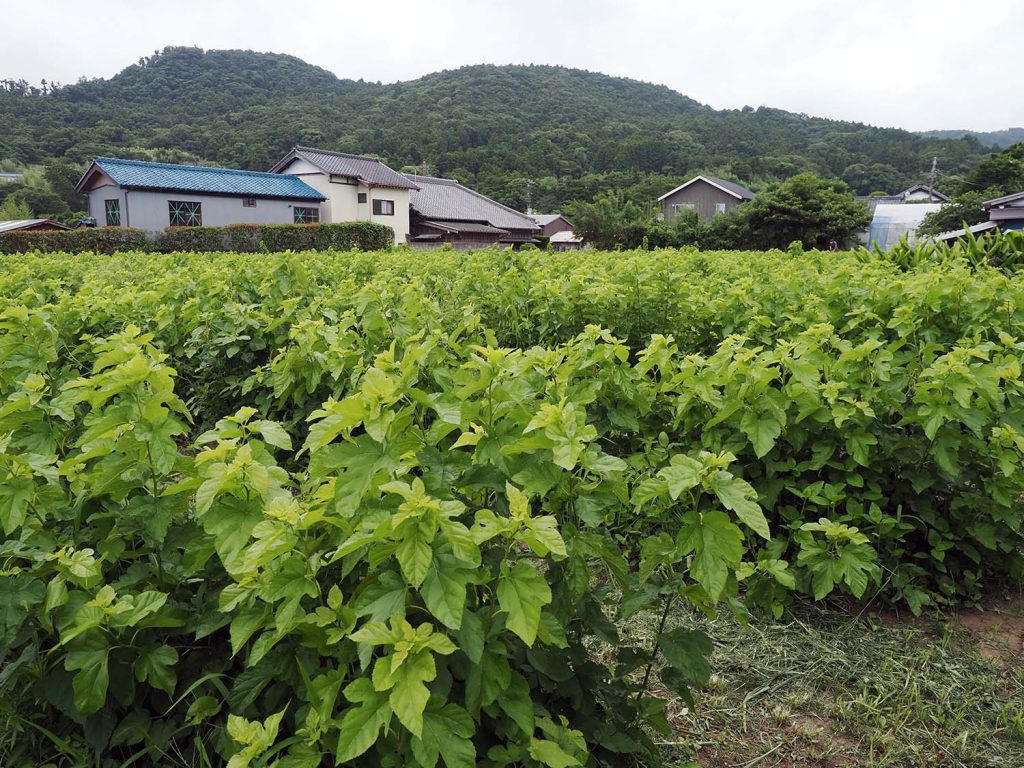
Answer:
[501,229,538,243]
[21,222,67,232]
[539,217,573,237]
[661,179,744,222]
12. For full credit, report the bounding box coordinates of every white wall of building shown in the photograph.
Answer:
[367,187,410,245]
[276,158,408,244]
[87,186,318,233]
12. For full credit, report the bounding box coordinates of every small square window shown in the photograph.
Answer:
[242,197,257,207]
[357,192,367,204]
[293,206,320,224]
[104,199,121,226]
[715,202,727,215]
[372,199,395,216]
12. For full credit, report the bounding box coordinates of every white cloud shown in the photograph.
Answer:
[1,0,1019,131]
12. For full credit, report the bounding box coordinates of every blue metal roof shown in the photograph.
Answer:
[84,157,325,200]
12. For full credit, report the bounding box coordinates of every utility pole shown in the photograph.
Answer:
[928,156,938,199]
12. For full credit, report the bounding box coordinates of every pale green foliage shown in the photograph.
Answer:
[1,242,1023,766]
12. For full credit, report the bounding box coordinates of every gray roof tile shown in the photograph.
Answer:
[901,183,950,202]
[271,147,419,190]
[984,190,1024,208]
[0,219,69,233]
[704,176,755,200]
[405,175,540,231]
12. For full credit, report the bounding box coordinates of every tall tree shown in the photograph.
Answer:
[918,142,1024,236]
[43,159,87,211]
[564,191,656,250]
[740,173,871,249]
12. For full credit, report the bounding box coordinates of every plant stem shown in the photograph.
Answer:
[639,594,673,696]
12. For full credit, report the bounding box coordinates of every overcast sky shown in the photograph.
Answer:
[2,0,1019,132]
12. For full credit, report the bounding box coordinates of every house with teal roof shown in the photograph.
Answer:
[75,157,326,232]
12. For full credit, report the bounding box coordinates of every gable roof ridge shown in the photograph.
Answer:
[900,183,950,201]
[657,174,754,202]
[403,173,460,186]
[272,146,419,190]
[984,189,1024,207]
[293,146,389,165]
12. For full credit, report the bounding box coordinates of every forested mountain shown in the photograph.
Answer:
[0,46,993,211]
[918,128,1024,150]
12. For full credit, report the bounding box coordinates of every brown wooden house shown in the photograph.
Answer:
[530,214,574,237]
[405,174,540,249]
[658,175,755,223]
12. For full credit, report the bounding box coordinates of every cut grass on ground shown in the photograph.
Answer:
[635,596,1024,768]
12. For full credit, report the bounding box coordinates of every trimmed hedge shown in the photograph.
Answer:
[0,227,150,255]
[156,222,394,252]
[0,222,395,254]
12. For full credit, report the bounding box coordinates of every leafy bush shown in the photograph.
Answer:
[0,226,149,254]
[1,242,1023,764]
[0,315,759,766]
[0,221,394,255]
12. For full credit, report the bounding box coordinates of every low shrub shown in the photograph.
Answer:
[0,227,149,254]
[0,221,394,255]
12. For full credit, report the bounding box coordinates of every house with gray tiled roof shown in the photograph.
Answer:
[901,184,949,203]
[404,174,540,248]
[935,190,1024,244]
[855,184,950,213]
[657,175,755,223]
[269,147,418,245]
[529,213,574,238]
[75,157,325,232]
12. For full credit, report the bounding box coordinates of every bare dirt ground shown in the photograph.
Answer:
[949,595,1024,662]
[650,593,1024,768]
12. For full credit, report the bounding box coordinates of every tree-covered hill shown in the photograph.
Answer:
[918,128,1024,150]
[0,46,992,211]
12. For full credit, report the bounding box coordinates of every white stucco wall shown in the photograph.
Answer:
[88,182,126,226]
[367,187,410,245]
[87,187,319,232]
[276,158,409,244]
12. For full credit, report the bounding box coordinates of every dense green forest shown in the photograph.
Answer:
[0,46,995,215]
[918,127,1024,150]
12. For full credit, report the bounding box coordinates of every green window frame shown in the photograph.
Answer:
[168,200,202,227]
[104,199,121,226]
[293,206,320,224]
